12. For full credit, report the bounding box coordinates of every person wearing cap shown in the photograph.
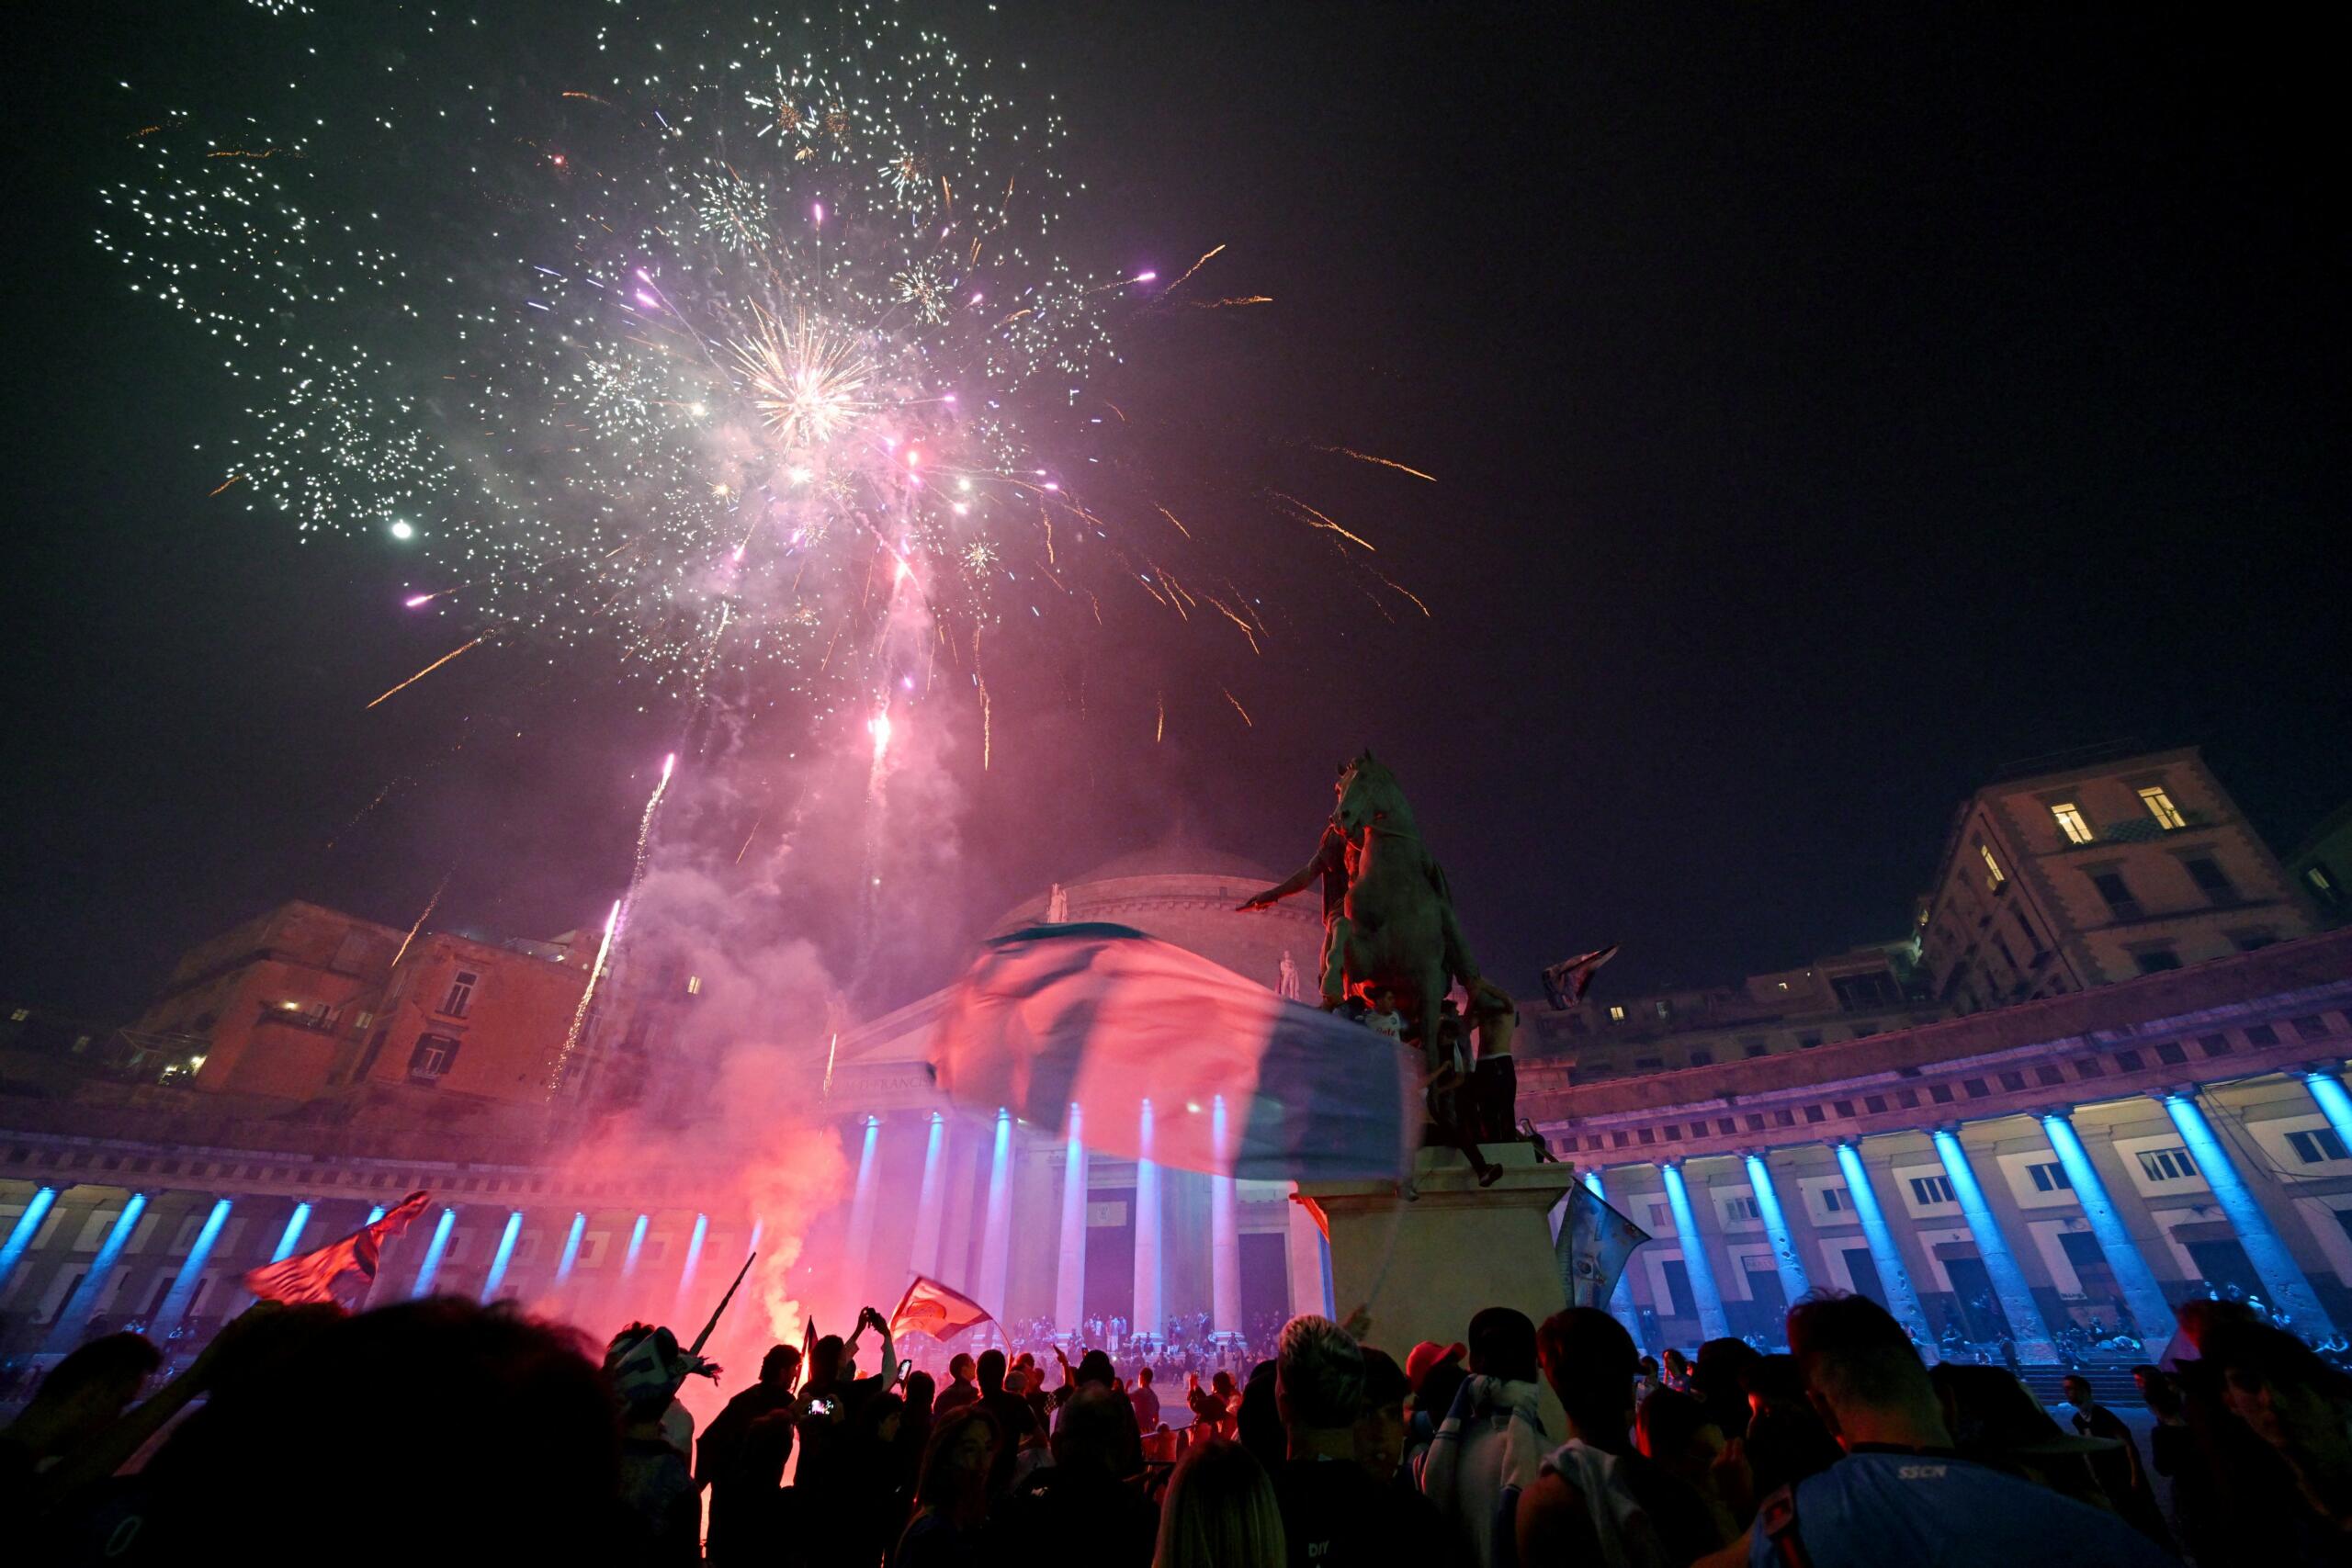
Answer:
[1689,1292,2177,1568]
[1403,1341,1467,1486]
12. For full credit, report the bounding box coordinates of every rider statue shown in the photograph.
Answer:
[1239,751,1514,1186]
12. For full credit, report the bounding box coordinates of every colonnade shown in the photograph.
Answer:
[1583,1077,2352,1359]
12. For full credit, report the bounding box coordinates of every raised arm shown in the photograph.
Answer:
[1238,830,1341,911]
[861,1306,899,1386]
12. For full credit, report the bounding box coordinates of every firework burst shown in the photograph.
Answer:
[102,3,1429,741]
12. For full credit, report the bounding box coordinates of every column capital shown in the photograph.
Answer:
[2301,1061,2346,1082]
[2037,1104,2077,1123]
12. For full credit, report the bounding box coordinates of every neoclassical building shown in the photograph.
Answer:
[1523,927,2352,1359]
[0,852,1340,1367]
[5,743,2348,1371]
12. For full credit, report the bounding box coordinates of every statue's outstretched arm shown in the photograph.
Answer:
[1238,852,1324,911]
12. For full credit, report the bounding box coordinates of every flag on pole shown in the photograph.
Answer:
[1555,1183,1648,1310]
[930,923,1415,1182]
[890,1275,994,1342]
[1541,944,1621,1010]
[243,1190,431,1307]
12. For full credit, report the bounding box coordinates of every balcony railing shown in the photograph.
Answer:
[254,1006,340,1035]
[2098,807,2213,843]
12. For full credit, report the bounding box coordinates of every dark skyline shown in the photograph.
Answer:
[6,3,2346,1022]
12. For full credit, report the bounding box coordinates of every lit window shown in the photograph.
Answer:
[2138,1146,2199,1182]
[2139,786,2187,829]
[1909,1174,1955,1206]
[2026,1161,2072,1192]
[1979,841,2007,890]
[440,971,480,1018]
[685,975,702,996]
[2307,863,2344,908]
[2288,1128,2349,1165]
[7,1008,27,1022]
[2051,803,2094,844]
[1608,1005,1625,1023]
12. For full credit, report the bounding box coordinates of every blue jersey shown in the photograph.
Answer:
[1751,1450,2177,1568]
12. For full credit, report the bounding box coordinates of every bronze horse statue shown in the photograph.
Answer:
[1242,750,1489,1072]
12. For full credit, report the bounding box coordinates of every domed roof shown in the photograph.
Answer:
[1069,845,1277,885]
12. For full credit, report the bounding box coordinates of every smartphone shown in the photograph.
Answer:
[808,1397,836,1416]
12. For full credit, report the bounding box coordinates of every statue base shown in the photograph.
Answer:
[1296,1142,1577,1433]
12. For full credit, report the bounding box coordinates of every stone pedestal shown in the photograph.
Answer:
[1297,1143,1577,1431]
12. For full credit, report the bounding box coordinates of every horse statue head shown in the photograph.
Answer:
[1333,750,1416,839]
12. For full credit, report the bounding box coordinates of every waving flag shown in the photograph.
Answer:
[1541,944,1622,1010]
[891,1275,994,1342]
[243,1190,430,1307]
[1556,1183,1648,1309]
[931,923,1413,1182]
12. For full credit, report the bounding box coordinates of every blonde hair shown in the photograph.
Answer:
[1153,1437,1285,1568]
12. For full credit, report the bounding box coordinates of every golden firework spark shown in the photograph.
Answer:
[730,308,875,447]
[1315,445,1437,482]
[366,635,483,709]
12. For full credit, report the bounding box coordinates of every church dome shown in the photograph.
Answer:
[989,847,1320,994]
[1070,846,1277,885]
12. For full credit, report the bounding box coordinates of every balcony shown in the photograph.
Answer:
[254,1005,340,1036]
[2097,807,2214,844]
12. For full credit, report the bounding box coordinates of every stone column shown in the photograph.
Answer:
[844,1115,882,1304]
[1833,1143,1937,1350]
[410,1204,458,1297]
[1931,1128,2059,1363]
[909,1112,948,1280]
[1743,1152,1813,1304]
[2158,1090,2338,1336]
[1285,1188,1333,1320]
[483,1210,526,1303]
[1133,1100,1163,1341]
[149,1197,232,1341]
[1580,1168,1641,1333]
[1661,1160,1730,1341]
[44,1193,148,1351]
[978,1110,1014,1320]
[1212,1095,1243,1337]
[2303,1068,2352,1158]
[2038,1111,2171,1341]
[0,1185,61,1293]
[1056,1105,1088,1336]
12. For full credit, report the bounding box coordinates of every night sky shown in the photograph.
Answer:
[7,4,2346,1023]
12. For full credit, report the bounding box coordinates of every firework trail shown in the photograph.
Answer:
[390,868,454,971]
[365,637,483,710]
[547,899,621,1097]
[629,752,679,899]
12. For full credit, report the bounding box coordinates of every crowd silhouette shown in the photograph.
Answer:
[3,1280,2346,1565]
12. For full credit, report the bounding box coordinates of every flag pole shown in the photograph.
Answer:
[688,1251,757,1359]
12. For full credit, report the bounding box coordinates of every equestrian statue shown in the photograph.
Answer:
[1238,750,1517,1185]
